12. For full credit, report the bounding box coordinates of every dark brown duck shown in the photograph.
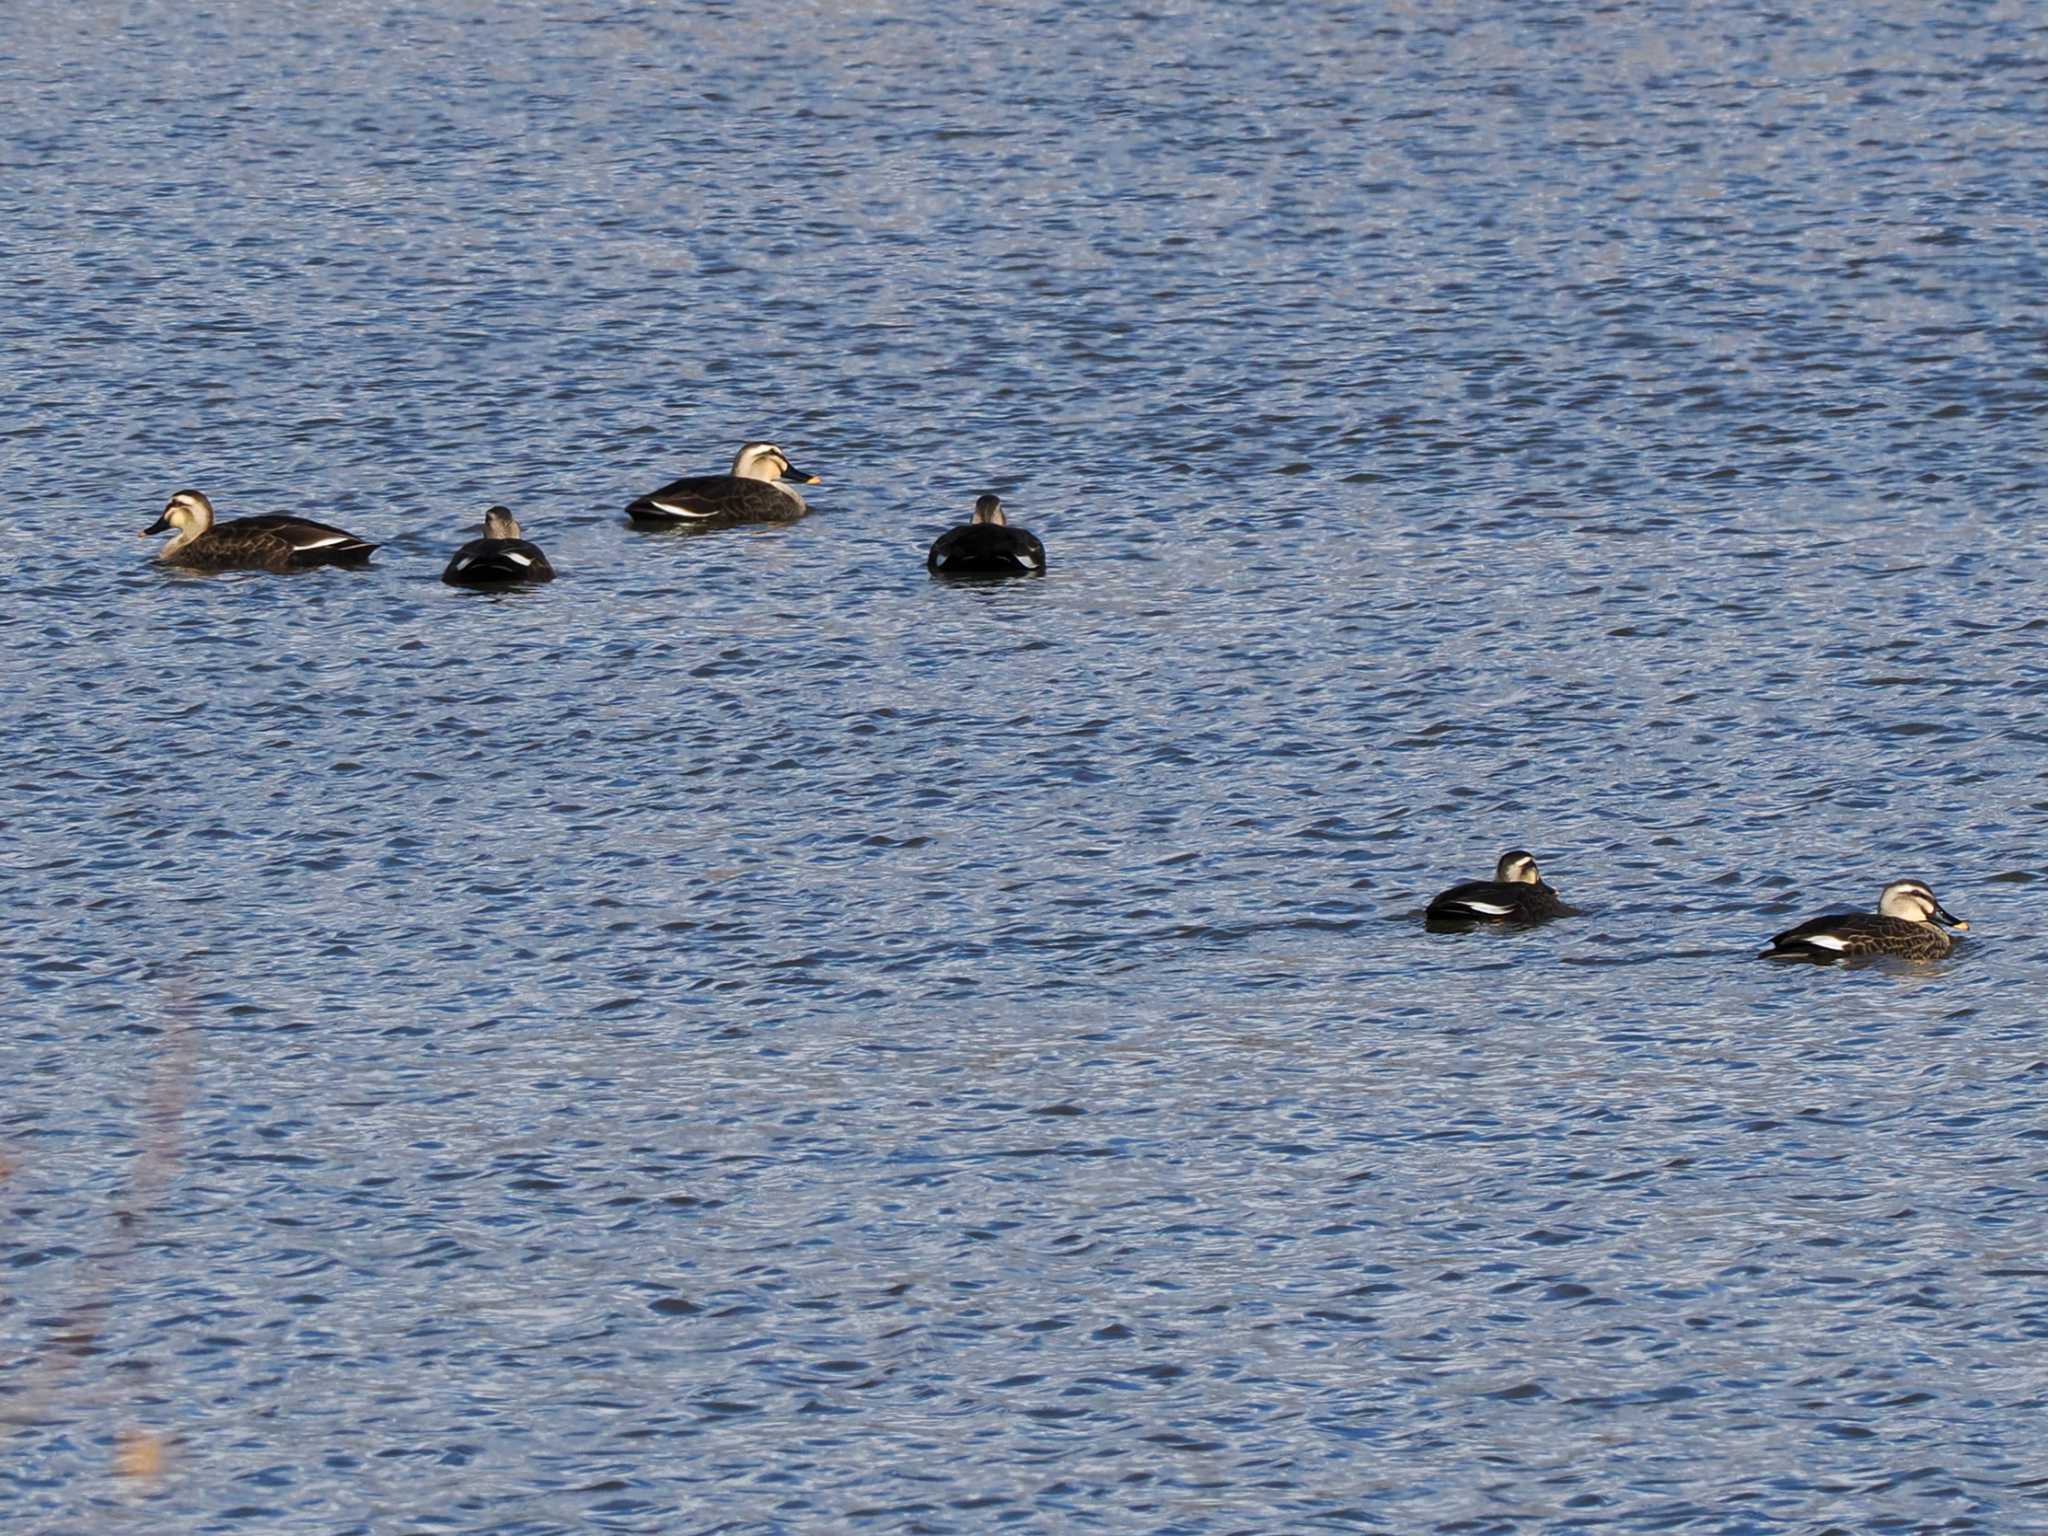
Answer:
[1425,850,1569,925]
[1760,878,1966,961]
[626,441,820,529]
[141,489,376,572]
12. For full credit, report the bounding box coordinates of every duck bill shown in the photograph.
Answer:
[141,515,171,536]
[1935,904,1967,930]
[782,466,821,485]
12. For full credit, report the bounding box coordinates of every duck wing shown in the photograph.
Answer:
[1761,911,1928,959]
[627,475,802,527]
[929,523,1044,574]
[927,523,972,570]
[229,515,377,567]
[1425,879,1564,924]
[443,538,555,586]
[1426,879,1522,922]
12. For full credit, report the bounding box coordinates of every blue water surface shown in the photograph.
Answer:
[4,2,2047,1532]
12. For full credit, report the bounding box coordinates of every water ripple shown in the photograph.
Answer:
[6,0,2048,1531]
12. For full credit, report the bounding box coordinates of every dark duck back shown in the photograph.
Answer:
[1761,878,1965,961]
[626,441,819,529]
[927,494,1047,575]
[1425,850,1568,925]
[142,489,376,572]
[443,506,555,586]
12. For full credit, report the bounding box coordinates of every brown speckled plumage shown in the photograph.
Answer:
[143,490,375,572]
[1761,879,1966,962]
[626,442,819,529]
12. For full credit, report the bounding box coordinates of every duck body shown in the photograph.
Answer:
[143,490,375,572]
[927,494,1046,576]
[626,441,819,529]
[1425,850,1567,925]
[1761,878,1965,961]
[443,506,555,587]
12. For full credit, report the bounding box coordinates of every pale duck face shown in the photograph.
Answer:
[1496,850,1542,885]
[142,489,216,550]
[972,494,1006,527]
[730,442,820,485]
[1878,879,1966,929]
[482,506,523,540]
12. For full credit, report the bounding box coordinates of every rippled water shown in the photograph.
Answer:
[7,1,2048,1531]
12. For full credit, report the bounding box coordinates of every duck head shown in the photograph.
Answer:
[141,489,216,551]
[1878,879,1966,930]
[731,442,820,485]
[1495,850,1542,885]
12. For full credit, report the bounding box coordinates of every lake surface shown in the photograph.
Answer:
[6,1,2048,1531]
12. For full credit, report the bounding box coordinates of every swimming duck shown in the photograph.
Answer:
[625,441,820,529]
[442,506,556,587]
[1425,850,1568,924]
[927,494,1047,576]
[1759,878,1966,961]
[141,489,376,571]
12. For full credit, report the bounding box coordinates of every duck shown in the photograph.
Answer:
[927,494,1047,576]
[1759,878,1966,961]
[1425,850,1568,925]
[625,441,820,529]
[141,489,376,571]
[442,506,556,587]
